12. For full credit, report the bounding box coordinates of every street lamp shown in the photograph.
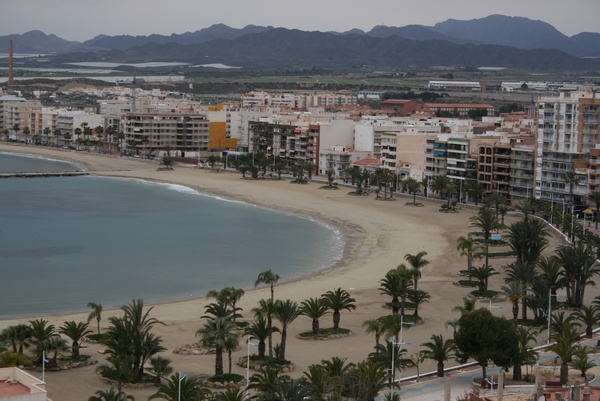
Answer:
[40,351,49,382]
[545,290,564,344]
[178,372,187,401]
[246,337,258,399]
[390,315,414,395]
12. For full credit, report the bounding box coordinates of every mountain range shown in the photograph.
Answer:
[1,15,599,71]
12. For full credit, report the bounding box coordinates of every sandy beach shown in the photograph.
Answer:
[0,144,568,401]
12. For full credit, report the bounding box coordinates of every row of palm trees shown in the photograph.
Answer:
[0,318,92,367]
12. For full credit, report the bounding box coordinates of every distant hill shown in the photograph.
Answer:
[53,29,600,71]
[75,24,274,51]
[1,15,600,69]
[0,30,78,53]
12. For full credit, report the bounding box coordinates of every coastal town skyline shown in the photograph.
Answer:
[0,0,598,42]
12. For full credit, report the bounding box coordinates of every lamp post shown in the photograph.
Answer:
[546,290,563,344]
[246,337,258,399]
[390,315,414,395]
[178,372,186,401]
[41,351,48,382]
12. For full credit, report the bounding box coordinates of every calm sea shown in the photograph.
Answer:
[0,152,343,318]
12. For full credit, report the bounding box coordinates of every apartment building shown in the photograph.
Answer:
[247,120,319,171]
[510,144,536,205]
[318,145,372,178]
[535,90,599,204]
[122,112,210,155]
[422,103,495,117]
[0,95,27,136]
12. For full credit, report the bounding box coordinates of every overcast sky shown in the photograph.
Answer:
[1,0,598,41]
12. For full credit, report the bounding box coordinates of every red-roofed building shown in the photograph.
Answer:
[0,367,48,400]
[379,100,422,115]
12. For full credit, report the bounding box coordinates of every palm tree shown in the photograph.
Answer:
[451,297,477,316]
[507,218,549,267]
[149,373,209,401]
[506,262,538,320]
[572,346,597,378]
[465,181,485,205]
[589,191,600,229]
[536,255,563,297]
[512,326,539,381]
[556,243,600,307]
[148,356,173,384]
[46,336,68,366]
[549,323,580,383]
[420,334,455,377]
[247,364,283,396]
[420,177,429,198]
[404,251,429,291]
[347,360,389,401]
[572,305,599,338]
[89,387,135,401]
[274,299,300,363]
[379,265,413,316]
[29,319,57,363]
[322,288,356,330]
[407,289,431,317]
[565,170,580,205]
[514,197,538,221]
[103,299,165,382]
[303,364,333,401]
[299,297,329,335]
[251,298,278,362]
[431,174,452,207]
[456,235,480,277]
[501,282,526,322]
[485,191,508,219]
[404,177,421,204]
[254,269,280,303]
[213,387,245,401]
[470,264,499,294]
[87,302,103,334]
[196,316,239,378]
[59,321,92,358]
[362,317,387,350]
[243,315,278,359]
[22,127,30,144]
[0,324,32,354]
[470,207,503,269]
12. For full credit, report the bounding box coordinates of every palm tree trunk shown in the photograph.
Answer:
[521,294,528,320]
[437,362,444,377]
[279,330,287,363]
[513,364,522,381]
[215,346,224,377]
[312,318,319,334]
[333,311,340,330]
[560,362,568,384]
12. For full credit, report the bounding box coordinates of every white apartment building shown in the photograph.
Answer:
[536,90,599,204]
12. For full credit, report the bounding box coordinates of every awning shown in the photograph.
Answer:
[583,208,594,214]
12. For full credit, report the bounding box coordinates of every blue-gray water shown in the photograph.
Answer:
[0,152,343,318]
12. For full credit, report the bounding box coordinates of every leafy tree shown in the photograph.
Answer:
[322,288,356,330]
[454,308,519,380]
[420,334,455,377]
[59,321,92,358]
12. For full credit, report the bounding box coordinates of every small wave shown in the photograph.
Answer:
[0,151,86,171]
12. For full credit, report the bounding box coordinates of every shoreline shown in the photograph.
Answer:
[0,143,568,401]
